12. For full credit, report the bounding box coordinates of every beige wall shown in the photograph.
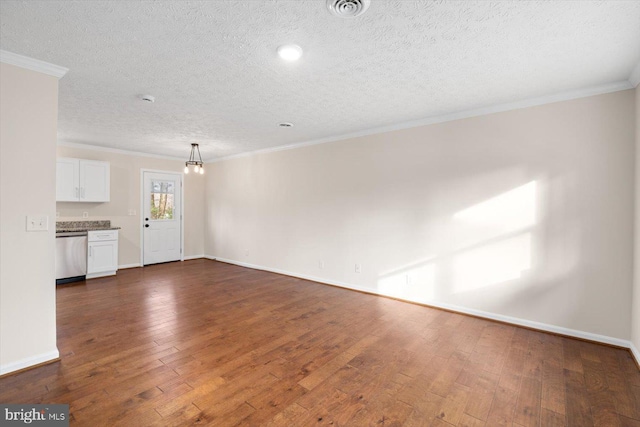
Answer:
[205,90,636,342]
[56,146,205,266]
[633,86,640,354]
[0,63,60,373]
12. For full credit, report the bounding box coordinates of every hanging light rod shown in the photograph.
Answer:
[184,143,204,175]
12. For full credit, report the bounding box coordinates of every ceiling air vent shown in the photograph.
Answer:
[326,0,370,18]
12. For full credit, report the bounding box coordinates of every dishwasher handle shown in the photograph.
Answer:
[56,231,88,238]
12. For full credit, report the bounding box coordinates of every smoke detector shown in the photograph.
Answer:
[326,0,370,18]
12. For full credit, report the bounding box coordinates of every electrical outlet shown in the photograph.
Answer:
[82,212,89,218]
[245,249,249,257]
[355,263,361,273]
[319,261,325,269]
[26,215,48,231]
[128,209,136,216]
[56,211,60,218]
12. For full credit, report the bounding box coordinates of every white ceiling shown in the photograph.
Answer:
[1,1,639,161]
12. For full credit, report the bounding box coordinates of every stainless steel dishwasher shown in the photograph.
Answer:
[55,231,87,284]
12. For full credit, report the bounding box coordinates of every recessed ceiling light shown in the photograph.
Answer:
[141,94,155,103]
[277,45,303,61]
[278,122,294,128]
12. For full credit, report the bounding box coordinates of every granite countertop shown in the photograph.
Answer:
[56,227,121,233]
[56,220,121,233]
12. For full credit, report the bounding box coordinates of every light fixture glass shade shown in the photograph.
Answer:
[184,143,204,176]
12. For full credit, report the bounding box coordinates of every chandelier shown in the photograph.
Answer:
[184,143,204,174]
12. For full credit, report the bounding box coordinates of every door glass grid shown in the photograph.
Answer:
[150,180,175,220]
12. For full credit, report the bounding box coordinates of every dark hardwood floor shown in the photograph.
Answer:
[1,259,639,426]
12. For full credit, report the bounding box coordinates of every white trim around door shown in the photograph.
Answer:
[140,169,185,266]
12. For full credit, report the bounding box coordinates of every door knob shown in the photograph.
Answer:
[145,218,149,221]
[145,224,149,228]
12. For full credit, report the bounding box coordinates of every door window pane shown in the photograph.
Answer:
[150,180,175,220]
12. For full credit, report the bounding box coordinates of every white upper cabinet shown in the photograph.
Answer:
[79,160,110,202]
[56,158,79,201]
[56,158,110,202]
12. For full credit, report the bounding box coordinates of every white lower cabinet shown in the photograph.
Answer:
[87,230,118,279]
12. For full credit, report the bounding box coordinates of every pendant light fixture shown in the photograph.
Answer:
[184,143,204,175]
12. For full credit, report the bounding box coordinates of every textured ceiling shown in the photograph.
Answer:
[1,0,640,160]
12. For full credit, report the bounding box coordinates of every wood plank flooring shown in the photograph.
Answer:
[1,259,639,426]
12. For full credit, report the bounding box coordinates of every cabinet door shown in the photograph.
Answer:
[56,158,80,201]
[80,160,110,202]
[88,240,118,274]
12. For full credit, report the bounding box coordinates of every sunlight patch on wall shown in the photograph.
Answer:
[376,180,538,302]
[451,180,536,293]
[454,181,536,234]
[453,232,532,293]
[377,263,436,302]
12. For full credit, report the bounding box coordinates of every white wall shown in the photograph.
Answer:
[0,63,60,374]
[633,86,640,356]
[56,145,205,267]
[205,90,636,343]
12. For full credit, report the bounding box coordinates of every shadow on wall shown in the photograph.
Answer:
[376,180,577,318]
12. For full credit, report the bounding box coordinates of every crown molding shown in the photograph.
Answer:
[0,50,68,78]
[57,141,184,161]
[208,80,633,163]
[57,79,633,164]
[629,60,640,88]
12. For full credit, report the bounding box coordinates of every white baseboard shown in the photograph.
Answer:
[210,255,631,349]
[87,270,117,279]
[0,349,59,376]
[118,263,141,270]
[119,257,204,269]
[631,342,640,365]
[421,300,630,348]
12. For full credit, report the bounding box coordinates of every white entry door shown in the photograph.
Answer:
[142,171,182,265]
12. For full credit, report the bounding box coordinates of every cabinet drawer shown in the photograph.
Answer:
[88,230,118,242]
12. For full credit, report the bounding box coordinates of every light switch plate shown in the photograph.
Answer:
[26,215,48,231]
